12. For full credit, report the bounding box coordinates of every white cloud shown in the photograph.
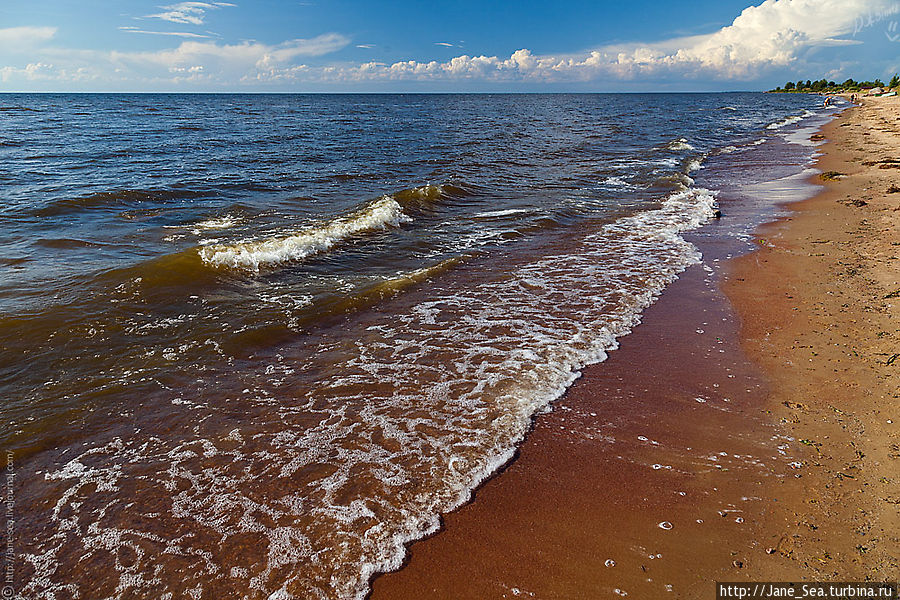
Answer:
[119,26,211,39]
[0,62,54,82]
[628,0,886,76]
[0,61,99,84]
[6,33,351,87]
[2,0,896,89]
[145,2,235,25]
[326,0,897,83]
[99,34,348,77]
[0,26,57,48]
[434,42,454,47]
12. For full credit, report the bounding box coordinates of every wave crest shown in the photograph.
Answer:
[766,110,815,130]
[199,196,410,272]
[665,138,695,151]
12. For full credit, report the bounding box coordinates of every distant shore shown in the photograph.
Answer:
[369,99,899,597]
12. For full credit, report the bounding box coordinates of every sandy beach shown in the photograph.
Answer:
[725,97,900,578]
[369,99,900,598]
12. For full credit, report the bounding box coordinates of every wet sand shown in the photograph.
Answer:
[369,100,899,598]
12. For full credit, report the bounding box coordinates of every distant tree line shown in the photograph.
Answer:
[769,75,900,93]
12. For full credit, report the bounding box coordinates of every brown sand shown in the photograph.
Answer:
[724,97,900,578]
[369,100,900,599]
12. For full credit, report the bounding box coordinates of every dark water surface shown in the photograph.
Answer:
[1,93,831,599]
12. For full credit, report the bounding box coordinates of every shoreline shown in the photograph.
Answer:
[724,99,899,577]
[369,100,899,597]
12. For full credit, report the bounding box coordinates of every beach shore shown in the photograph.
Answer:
[369,99,900,598]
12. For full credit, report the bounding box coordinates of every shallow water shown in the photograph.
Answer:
[1,92,832,599]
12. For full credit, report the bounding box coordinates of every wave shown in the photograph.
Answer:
[391,183,471,213]
[198,184,472,272]
[603,176,632,187]
[34,238,108,250]
[309,255,470,322]
[192,215,240,232]
[199,196,410,272]
[0,257,30,267]
[766,110,815,130]
[471,208,534,219]
[665,138,695,151]
[649,172,694,191]
[35,188,209,217]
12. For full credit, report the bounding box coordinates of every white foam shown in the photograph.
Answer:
[198,196,410,272]
[27,185,719,600]
[472,208,533,219]
[194,215,238,231]
[604,176,631,187]
[666,138,695,151]
[766,110,815,130]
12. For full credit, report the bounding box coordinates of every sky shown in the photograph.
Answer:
[1,0,899,92]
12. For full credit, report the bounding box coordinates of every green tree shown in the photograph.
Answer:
[874,78,885,88]
[785,81,795,90]
[889,74,900,89]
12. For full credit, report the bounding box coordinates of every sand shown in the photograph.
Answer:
[369,99,900,599]
[725,97,900,578]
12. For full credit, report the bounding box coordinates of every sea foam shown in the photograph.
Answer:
[766,110,814,130]
[199,196,410,272]
[25,183,718,600]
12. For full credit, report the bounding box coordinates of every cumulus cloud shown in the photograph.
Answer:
[145,2,235,25]
[0,62,55,82]
[326,0,897,83]
[623,0,886,76]
[1,0,896,89]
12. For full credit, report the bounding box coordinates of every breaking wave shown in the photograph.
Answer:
[766,110,814,130]
[665,138,695,151]
[199,196,410,272]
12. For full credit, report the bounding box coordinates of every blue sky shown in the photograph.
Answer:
[1,0,899,92]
